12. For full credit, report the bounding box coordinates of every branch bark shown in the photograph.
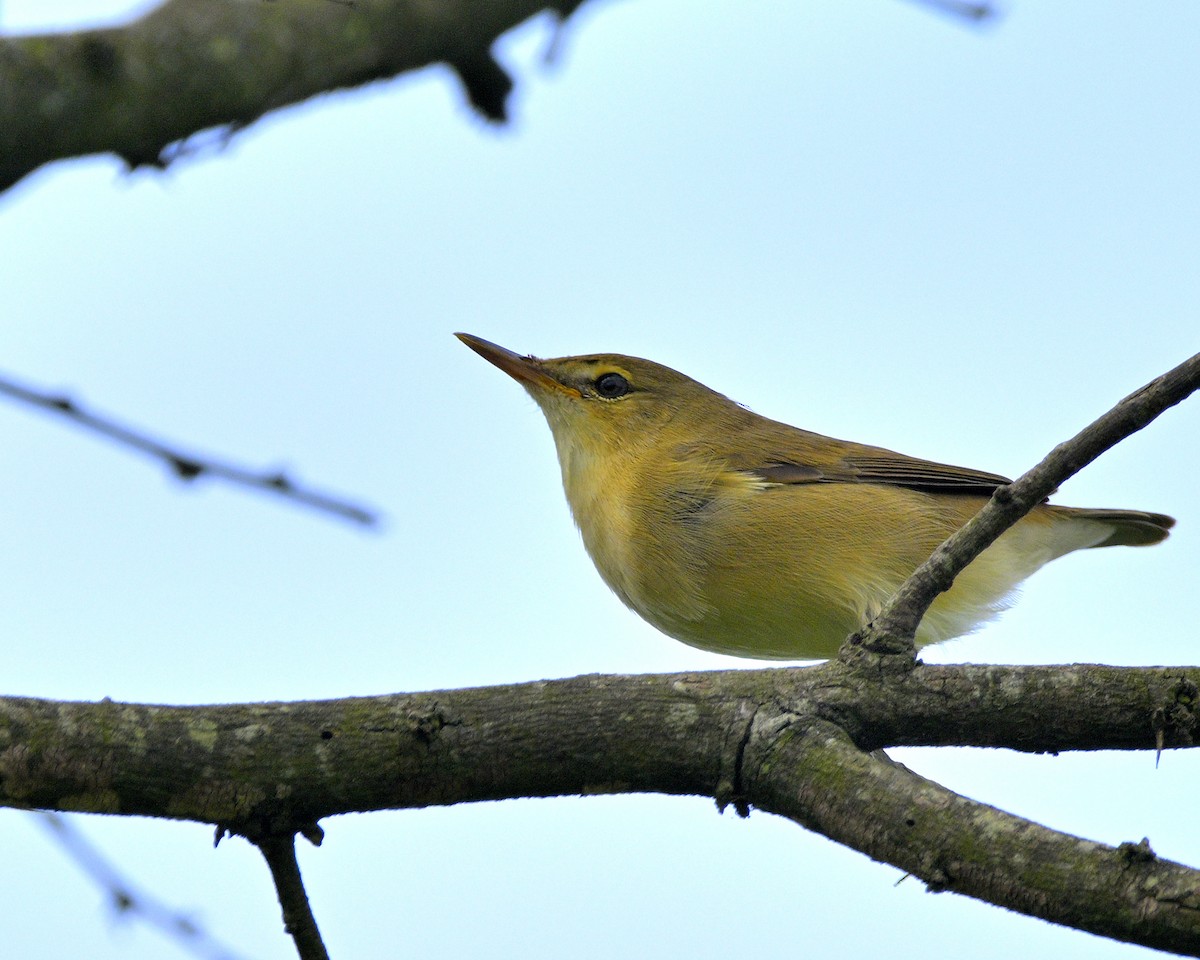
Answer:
[254,832,331,960]
[3,665,1196,820]
[3,662,1200,953]
[747,719,1200,956]
[0,0,587,193]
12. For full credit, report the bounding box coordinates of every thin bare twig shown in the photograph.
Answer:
[0,372,379,526]
[253,833,330,960]
[850,350,1200,654]
[901,0,999,23]
[38,812,248,960]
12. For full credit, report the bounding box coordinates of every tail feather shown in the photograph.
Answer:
[1066,508,1175,547]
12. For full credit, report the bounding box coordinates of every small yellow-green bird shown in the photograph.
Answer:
[458,334,1174,660]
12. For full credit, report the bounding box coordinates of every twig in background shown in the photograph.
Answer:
[38,812,250,960]
[0,372,379,527]
[902,0,998,23]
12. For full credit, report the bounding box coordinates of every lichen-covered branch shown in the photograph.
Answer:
[818,663,1198,752]
[2,662,1199,952]
[3,664,1195,821]
[0,0,589,193]
[746,719,1200,956]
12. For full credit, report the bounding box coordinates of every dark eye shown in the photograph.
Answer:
[594,372,630,399]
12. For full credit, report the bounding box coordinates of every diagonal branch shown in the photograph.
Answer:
[0,371,379,525]
[744,718,1200,957]
[252,832,330,960]
[850,350,1200,654]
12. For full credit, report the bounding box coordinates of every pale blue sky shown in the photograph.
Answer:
[2,1,1198,958]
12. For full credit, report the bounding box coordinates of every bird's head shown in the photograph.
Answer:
[456,333,729,460]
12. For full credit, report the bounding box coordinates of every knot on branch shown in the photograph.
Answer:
[922,862,952,893]
[714,700,759,819]
[1152,676,1197,754]
[838,626,918,676]
[168,456,204,480]
[1118,837,1157,865]
[446,49,513,122]
[405,701,460,745]
[78,35,119,82]
[216,811,325,849]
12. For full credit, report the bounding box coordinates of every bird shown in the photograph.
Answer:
[457,333,1174,660]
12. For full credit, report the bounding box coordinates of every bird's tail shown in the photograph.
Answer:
[1060,507,1175,547]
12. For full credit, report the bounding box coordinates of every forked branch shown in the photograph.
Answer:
[744,719,1200,956]
[2,349,1197,958]
[851,350,1200,653]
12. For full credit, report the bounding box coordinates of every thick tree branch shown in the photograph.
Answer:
[0,372,379,525]
[849,350,1200,656]
[816,663,1198,752]
[0,0,590,194]
[2,665,1195,823]
[0,0,1002,196]
[2,663,1199,953]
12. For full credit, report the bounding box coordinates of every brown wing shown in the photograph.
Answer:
[752,454,1012,494]
[677,405,1017,497]
[832,454,1012,493]
[720,421,1015,496]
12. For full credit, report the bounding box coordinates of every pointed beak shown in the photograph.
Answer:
[456,333,581,397]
